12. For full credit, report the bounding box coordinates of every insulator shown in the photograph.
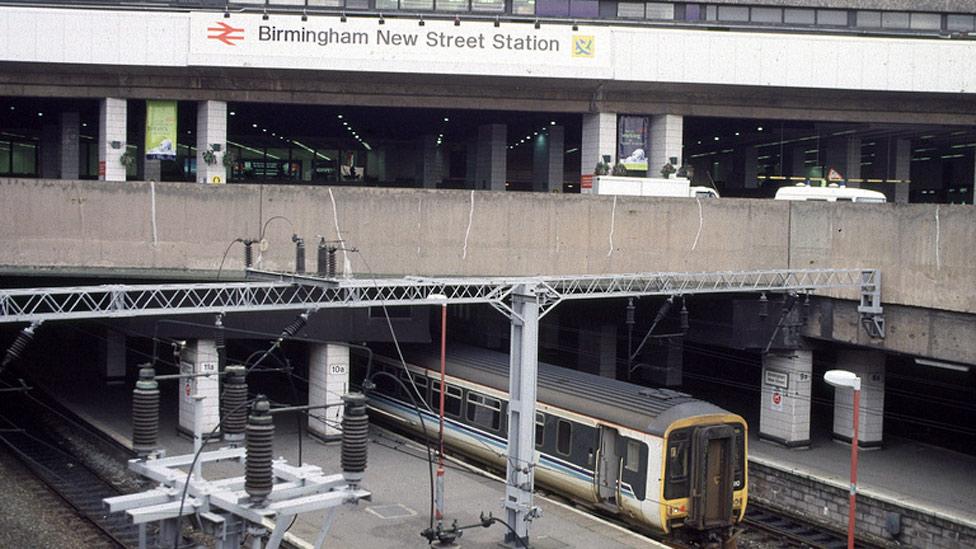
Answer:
[802,294,811,322]
[245,396,274,505]
[625,298,635,326]
[221,365,247,442]
[243,239,254,268]
[679,299,689,332]
[279,312,309,340]
[317,238,329,276]
[132,367,159,457]
[758,293,769,319]
[292,234,305,274]
[327,246,337,278]
[1,323,37,371]
[341,392,368,487]
[653,296,674,324]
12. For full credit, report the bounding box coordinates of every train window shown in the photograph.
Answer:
[430,381,463,417]
[535,413,545,448]
[667,441,688,480]
[401,371,427,403]
[556,420,572,456]
[625,440,641,473]
[466,393,502,431]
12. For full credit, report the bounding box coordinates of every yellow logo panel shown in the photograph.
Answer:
[572,35,595,58]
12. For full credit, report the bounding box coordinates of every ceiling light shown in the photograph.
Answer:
[550,121,556,125]
[757,126,764,131]
[230,111,236,116]
[37,112,43,117]
[82,123,87,127]
[734,132,739,136]
[262,128,267,132]
[252,123,258,128]
[714,136,719,141]
[337,114,343,119]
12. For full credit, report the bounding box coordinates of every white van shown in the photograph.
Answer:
[774,183,886,203]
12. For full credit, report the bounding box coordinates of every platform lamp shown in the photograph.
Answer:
[428,292,449,525]
[824,369,861,549]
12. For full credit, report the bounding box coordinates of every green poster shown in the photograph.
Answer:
[145,100,177,161]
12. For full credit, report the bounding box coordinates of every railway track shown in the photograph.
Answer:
[743,503,871,549]
[0,386,158,549]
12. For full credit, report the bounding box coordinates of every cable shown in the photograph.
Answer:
[367,370,436,532]
[215,237,245,281]
[485,515,529,549]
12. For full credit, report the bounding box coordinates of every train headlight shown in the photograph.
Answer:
[667,504,687,517]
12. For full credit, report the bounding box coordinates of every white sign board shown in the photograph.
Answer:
[188,13,612,80]
[764,369,789,390]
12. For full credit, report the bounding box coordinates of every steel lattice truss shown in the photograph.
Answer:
[0,268,880,324]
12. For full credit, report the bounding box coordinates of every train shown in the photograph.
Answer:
[352,343,748,543]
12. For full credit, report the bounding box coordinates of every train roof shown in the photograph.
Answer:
[381,343,733,436]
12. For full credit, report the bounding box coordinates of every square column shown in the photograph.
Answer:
[824,136,861,184]
[308,343,349,441]
[101,329,126,384]
[649,114,683,174]
[178,339,220,436]
[581,112,616,181]
[759,350,812,448]
[421,135,443,188]
[40,123,60,178]
[532,126,565,192]
[577,324,617,379]
[99,98,128,182]
[476,124,506,190]
[196,100,227,184]
[790,145,807,179]
[893,138,911,204]
[60,112,80,180]
[465,140,478,187]
[831,350,885,448]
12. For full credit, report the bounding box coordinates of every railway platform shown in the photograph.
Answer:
[27,361,662,549]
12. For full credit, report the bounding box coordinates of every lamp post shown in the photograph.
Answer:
[429,293,448,524]
[824,369,861,549]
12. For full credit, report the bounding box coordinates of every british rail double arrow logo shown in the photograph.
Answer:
[208,21,245,46]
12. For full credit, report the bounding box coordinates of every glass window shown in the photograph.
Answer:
[402,0,434,9]
[512,0,534,15]
[436,0,468,11]
[466,393,502,431]
[911,13,942,30]
[537,0,569,17]
[308,0,343,6]
[431,381,462,417]
[645,2,674,20]
[569,0,598,18]
[856,11,881,28]
[345,0,369,9]
[471,0,504,12]
[681,4,702,21]
[625,439,641,472]
[535,413,545,448]
[375,0,398,9]
[817,9,847,26]
[0,141,10,174]
[881,11,910,29]
[617,2,644,18]
[947,15,975,32]
[751,7,781,24]
[556,419,572,455]
[717,6,748,22]
[667,440,688,479]
[784,8,814,25]
[705,5,717,21]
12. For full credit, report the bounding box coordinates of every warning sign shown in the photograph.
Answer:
[771,391,783,411]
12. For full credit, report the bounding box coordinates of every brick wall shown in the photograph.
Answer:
[749,459,976,549]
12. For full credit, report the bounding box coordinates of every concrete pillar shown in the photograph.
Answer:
[144,160,161,183]
[790,145,807,179]
[178,339,220,436]
[98,98,128,182]
[831,350,885,448]
[465,140,478,187]
[476,124,506,190]
[367,148,387,183]
[742,145,758,189]
[893,138,911,204]
[40,123,60,178]
[824,136,861,184]
[196,100,227,184]
[532,126,564,192]
[577,324,617,379]
[649,114,683,175]
[581,112,616,180]
[102,329,126,384]
[759,350,812,448]
[421,134,443,189]
[308,343,349,441]
[60,112,80,180]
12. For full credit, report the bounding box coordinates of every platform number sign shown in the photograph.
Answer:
[330,363,348,376]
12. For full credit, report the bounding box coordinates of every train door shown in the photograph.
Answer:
[687,425,735,529]
[593,425,621,510]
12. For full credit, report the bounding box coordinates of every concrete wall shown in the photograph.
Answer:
[750,459,976,549]
[0,178,973,319]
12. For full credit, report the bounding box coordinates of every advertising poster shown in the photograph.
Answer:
[617,115,648,171]
[145,100,178,161]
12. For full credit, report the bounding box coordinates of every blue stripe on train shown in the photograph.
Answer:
[368,393,638,500]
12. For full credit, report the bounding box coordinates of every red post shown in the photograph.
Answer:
[435,303,447,521]
[848,388,860,549]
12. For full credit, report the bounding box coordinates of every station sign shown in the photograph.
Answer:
[764,369,789,390]
[188,13,612,80]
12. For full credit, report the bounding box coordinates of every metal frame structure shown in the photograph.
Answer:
[2,267,883,546]
[104,447,370,549]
